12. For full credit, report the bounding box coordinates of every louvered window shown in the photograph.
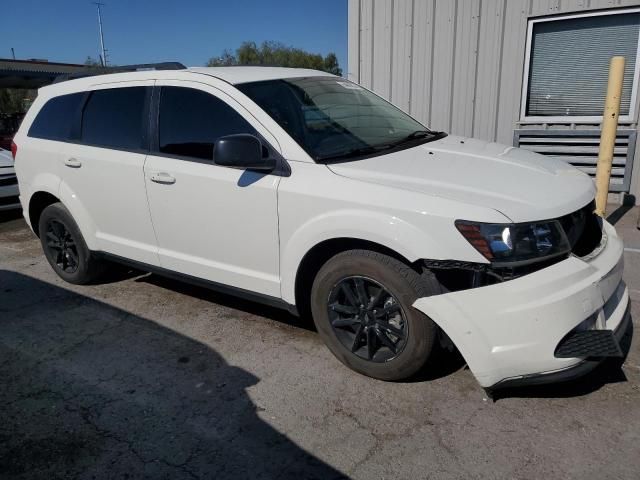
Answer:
[523,9,640,120]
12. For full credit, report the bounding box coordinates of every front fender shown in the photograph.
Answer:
[281,208,455,304]
[277,163,506,305]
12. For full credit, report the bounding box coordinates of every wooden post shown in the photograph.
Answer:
[594,56,625,217]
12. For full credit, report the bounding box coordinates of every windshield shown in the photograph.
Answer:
[236,77,446,162]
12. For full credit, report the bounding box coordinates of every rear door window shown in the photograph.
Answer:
[157,86,256,161]
[28,93,84,141]
[81,87,148,150]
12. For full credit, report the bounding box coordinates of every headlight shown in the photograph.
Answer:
[455,220,570,265]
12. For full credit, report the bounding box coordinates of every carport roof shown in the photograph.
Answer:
[0,58,89,88]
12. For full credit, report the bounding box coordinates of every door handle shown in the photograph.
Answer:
[149,172,176,185]
[64,158,82,168]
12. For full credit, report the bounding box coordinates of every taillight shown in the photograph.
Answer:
[11,141,17,160]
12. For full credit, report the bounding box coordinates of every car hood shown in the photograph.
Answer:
[326,135,595,223]
[0,149,13,169]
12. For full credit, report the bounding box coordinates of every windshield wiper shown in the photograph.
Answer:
[316,144,393,162]
[316,130,447,163]
[387,130,444,148]
[405,130,432,140]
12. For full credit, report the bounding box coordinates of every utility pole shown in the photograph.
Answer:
[93,2,108,66]
[10,48,15,60]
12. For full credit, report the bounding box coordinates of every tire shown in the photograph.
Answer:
[310,249,442,381]
[38,202,106,285]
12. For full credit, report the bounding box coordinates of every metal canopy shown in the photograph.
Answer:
[0,59,187,89]
[0,58,90,89]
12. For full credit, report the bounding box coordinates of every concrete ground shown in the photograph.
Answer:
[1,206,639,480]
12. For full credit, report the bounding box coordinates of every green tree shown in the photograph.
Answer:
[207,41,342,76]
[0,89,33,114]
[207,49,236,67]
[323,53,341,76]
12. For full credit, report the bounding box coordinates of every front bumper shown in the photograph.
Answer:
[0,183,20,211]
[413,220,629,388]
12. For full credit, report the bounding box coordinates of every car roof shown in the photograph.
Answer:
[187,66,335,84]
[38,66,336,97]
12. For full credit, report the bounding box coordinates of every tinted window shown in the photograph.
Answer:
[158,87,256,160]
[81,87,147,149]
[28,93,84,141]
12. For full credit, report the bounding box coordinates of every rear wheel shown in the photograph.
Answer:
[311,249,442,381]
[39,203,106,284]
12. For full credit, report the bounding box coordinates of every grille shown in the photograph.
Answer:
[554,329,623,358]
[558,201,602,257]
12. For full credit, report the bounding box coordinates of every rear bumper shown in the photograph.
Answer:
[413,220,629,388]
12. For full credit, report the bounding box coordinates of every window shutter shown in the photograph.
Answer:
[527,13,640,117]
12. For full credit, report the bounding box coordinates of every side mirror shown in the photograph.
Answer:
[213,134,276,171]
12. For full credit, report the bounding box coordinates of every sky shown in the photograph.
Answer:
[2,0,348,71]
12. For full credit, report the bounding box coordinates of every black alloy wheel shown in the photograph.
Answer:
[310,249,442,381]
[328,276,408,363]
[44,219,80,274]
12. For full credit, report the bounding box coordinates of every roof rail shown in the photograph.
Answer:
[52,62,186,84]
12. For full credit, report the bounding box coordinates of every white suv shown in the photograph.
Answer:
[14,66,630,393]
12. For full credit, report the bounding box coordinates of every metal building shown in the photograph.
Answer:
[348,0,640,200]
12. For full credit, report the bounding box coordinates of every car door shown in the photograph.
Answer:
[60,81,159,265]
[143,81,282,297]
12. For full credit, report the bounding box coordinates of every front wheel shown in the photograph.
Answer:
[310,249,442,381]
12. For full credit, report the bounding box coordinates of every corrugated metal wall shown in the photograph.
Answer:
[348,0,640,146]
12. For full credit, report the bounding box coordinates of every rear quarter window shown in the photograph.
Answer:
[27,93,84,141]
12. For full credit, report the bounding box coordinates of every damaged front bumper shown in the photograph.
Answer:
[413,220,630,389]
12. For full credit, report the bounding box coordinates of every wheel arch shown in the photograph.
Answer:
[28,184,98,251]
[292,237,422,319]
[28,191,61,237]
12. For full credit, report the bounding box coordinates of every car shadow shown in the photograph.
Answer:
[606,203,634,226]
[0,209,22,223]
[0,270,345,479]
[491,317,634,401]
[135,274,466,382]
[0,209,24,233]
[136,272,315,332]
[402,345,468,383]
